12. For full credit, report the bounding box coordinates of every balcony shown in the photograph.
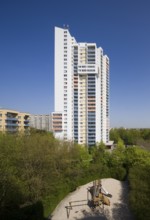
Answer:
[24,120,30,123]
[24,124,30,127]
[6,123,18,126]
[78,64,98,74]
[6,118,18,121]
[6,128,18,132]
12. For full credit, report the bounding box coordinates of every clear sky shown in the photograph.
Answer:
[0,0,150,128]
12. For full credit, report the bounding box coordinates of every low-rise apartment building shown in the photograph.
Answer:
[0,108,30,134]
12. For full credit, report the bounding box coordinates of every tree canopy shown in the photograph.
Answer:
[0,129,150,220]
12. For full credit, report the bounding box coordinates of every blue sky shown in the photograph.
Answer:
[0,0,150,128]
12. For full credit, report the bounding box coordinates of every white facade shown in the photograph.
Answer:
[53,27,110,146]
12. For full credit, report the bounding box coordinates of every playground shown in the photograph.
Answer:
[51,178,133,220]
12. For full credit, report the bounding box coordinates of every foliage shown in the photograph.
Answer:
[0,130,150,220]
[110,128,150,148]
[128,163,150,220]
[0,133,98,219]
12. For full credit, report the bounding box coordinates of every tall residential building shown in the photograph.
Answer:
[30,114,52,132]
[0,108,30,134]
[52,27,110,146]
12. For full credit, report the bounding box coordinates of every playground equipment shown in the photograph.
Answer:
[88,179,112,208]
[65,179,112,218]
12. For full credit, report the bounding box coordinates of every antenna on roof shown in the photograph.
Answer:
[63,24,69,30]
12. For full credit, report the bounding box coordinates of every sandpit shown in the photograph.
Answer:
[51,178,134,220]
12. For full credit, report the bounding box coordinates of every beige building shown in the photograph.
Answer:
[0,108,30,134]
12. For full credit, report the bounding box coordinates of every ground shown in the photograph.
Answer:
[51,178,134,220]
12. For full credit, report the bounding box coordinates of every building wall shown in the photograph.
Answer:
[30,114,52,132]
[0,108,30,134]
[54,27,64,112]
[52,112,63,139]
[54,27,77,141]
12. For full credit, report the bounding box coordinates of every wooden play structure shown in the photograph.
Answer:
[88,179,112,209]
[65,179,112,218]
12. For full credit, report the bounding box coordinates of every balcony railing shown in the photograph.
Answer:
[78,64,98,74]
[6,123,18,126]
[6,128,18,132]
[6,118,18,121]
[24,124,30,127]
[24,120,30,123]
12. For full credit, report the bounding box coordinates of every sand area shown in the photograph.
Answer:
[51,178,134,220]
